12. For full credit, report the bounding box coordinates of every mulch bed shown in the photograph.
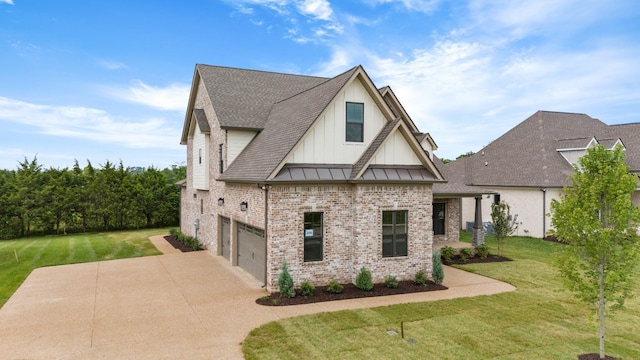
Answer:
[257,251,512,306]
[163,235,202,252]
[543,235,566,244]
[578,354,618,360]
[444,253,513,265]
[256,280,448,306]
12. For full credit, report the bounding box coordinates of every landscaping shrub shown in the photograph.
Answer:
[432,250,444,285]
[440,245,456,264]
[169,228,178,237]
[414,270,427,285]
[475,244,489,259]
[327,280,343,294]
[384,275,398,289]
[355,267,374,291]
[278,259,295,298]
[299,281,314,297]
[460,247,475,262]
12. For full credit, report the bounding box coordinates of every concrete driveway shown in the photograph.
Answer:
[0,236,515,359]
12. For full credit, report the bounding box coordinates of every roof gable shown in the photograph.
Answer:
[443,110,640,188]
[219,66,360,182]
[351,119,443,181]
[180,64,329,143]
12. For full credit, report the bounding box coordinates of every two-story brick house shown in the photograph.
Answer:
[179,64,445,292]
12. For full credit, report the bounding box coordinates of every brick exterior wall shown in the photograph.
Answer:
[265,183,433,292]
[181,76,437,293]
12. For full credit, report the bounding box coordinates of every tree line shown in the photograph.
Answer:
[0,157,186,239]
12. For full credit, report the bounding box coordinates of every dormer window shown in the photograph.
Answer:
[346,102,364,142]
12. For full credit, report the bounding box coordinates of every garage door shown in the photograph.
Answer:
[237,222,265,282]
[221,217,230,260]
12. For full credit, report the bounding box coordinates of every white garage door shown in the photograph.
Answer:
[237,222,265,282]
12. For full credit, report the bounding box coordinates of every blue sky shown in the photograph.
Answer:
[1,0,639,170]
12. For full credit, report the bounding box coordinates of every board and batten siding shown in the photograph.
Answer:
[371,130,422,165]
[192,125,209,190]
[227,130,257,165]
[287,78,388,164]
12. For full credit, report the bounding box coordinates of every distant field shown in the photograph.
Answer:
[0,229,166,308]
[243,234,640,359]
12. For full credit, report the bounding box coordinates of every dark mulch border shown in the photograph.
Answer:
[578,354,618,360]
[444,253,512,265]
[543,235,567,244]
[256,280,447,306]
[163,235,202,252]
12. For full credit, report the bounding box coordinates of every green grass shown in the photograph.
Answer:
[242,234,640,359]
[0,228,165,308]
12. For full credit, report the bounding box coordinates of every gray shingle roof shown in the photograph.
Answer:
[193,109,210,133]
[196,64,329,130]
[432,156,494,196]
[443,110,640,188]
[219,66,359,182]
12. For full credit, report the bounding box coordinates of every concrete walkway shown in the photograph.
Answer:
[0,235,515,360]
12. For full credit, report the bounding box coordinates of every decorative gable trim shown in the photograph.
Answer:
[180,67,203,145]
[266,66,397,180]
[351,119,444,182]
[557,136,626,167]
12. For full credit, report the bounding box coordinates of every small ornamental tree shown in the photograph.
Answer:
[551,145,640,360]
[277,259,295,298]
[491,201,518,256]
[432,250,444,285]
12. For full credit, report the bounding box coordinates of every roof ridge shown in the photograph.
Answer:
[273,65,360,105]
[537,110,589,116]
[196,63,329,80]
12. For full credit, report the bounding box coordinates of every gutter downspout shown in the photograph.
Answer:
[262,184,269,288]
[541,188,547,238]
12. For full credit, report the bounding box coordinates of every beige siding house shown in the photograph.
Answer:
[179,64,446,292]
[444,111,640,239]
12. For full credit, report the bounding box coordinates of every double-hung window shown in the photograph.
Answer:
[382,210,408,257]
[346,102,364,142]
[304,212,323,262]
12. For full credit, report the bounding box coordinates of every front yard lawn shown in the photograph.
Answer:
[0,229,165,308]
[242,235,640,359]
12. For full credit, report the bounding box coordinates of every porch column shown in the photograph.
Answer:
[472,196,485,246]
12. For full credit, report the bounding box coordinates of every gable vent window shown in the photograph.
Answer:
[219,144,224,174]
[346,102,364,142]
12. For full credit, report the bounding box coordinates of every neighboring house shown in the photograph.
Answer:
[444,110,640,239]
[179,64,447,292]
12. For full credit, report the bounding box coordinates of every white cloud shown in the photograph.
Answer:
[367,0,441,13]
[305,0,640,159]
[104,80,190,112]
[0,0,14,5]
[229,0,342,42]
[0,97,181,150]
[97,59,127,70]
[296,0,333,21]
